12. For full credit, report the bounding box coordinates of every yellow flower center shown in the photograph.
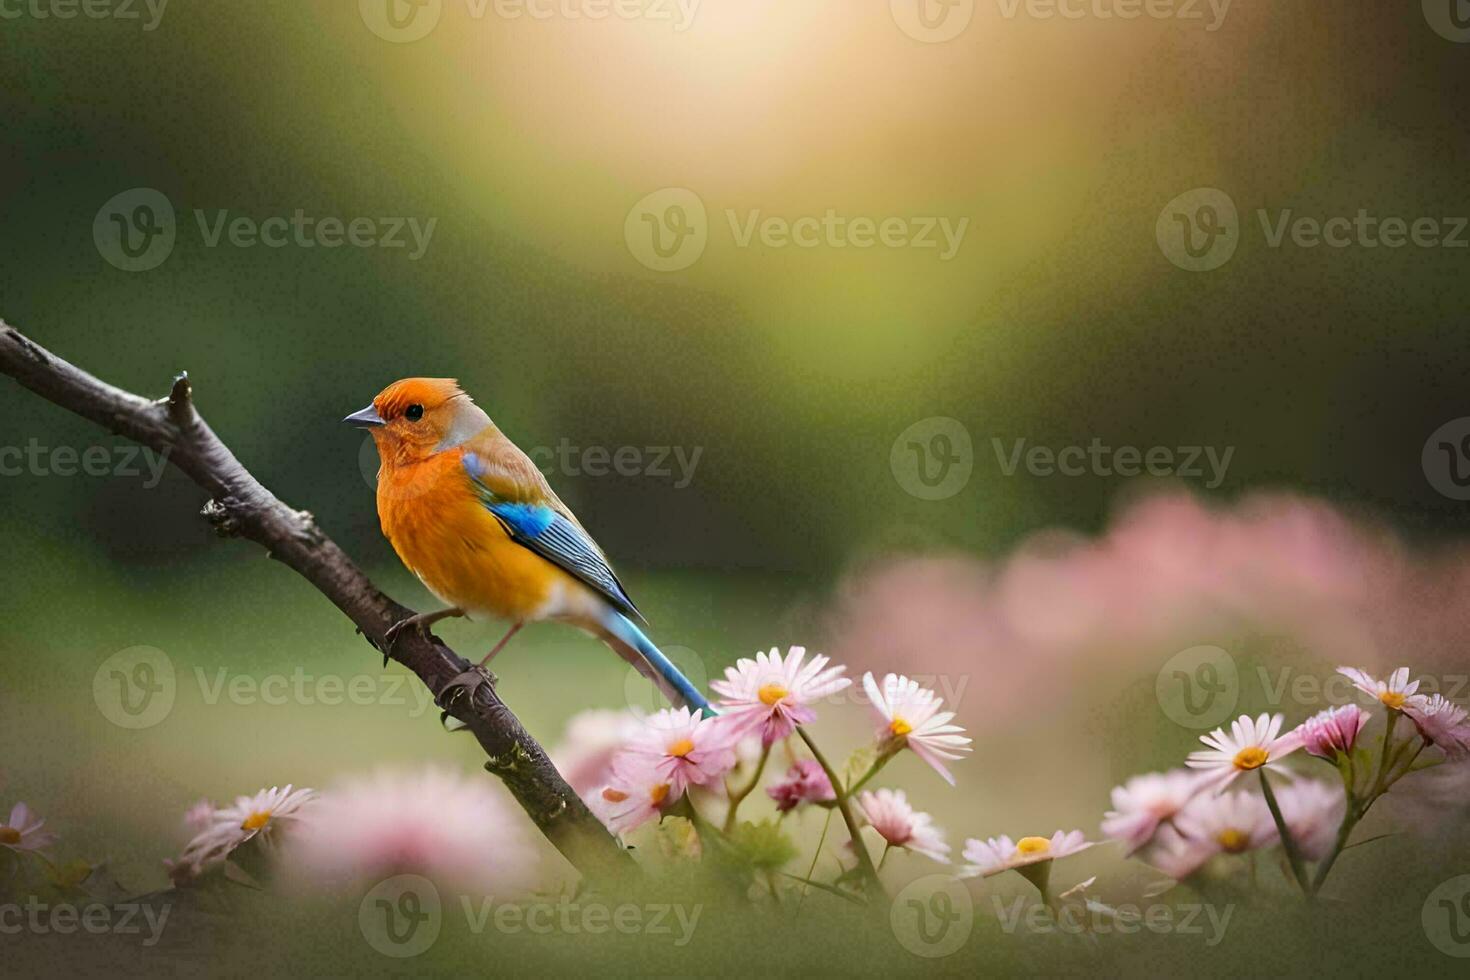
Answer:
[667,738,696,758]
[1016,836,1051,857]
[241,810,272,832]
[601,788,629,803]
[1379,691,1406,709]
[758,684,789,706]
[1233,746,1269,771]
[650,783,671,805]
[0,826,20,845]
[1217,828,1251,853]
[889,718,914,737]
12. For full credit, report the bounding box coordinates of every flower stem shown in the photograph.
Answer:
[1308,796,1361,895]
[845,748,898,798]
[1258,769,1311,898]
[723,743,772,833]
[797,726,886,900]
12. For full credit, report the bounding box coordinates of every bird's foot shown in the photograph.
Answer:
[435,665,498,726]
[382,607,464,666]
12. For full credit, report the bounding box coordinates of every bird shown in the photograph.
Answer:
[344,377,711,714]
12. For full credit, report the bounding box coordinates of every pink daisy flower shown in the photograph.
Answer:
[767,759,835,812]
[1404,694,1470,761]
[959,830,1092,878]
[1100,769,1205,854]
[0,802,57,853]
[854,788,950,863]
[595,754,678,835]
[711,646,852,746]
[166,785,315,883]
[861,672,972,785]
[1338,666,1428,712]
[619,706,739,797]
[1187,713,1302,791]
[1296,704,1372,760]
[288,768,537,893]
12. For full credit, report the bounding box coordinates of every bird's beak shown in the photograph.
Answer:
[343,404,385,428]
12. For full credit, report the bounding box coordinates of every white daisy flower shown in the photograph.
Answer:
[1404,694,1470,761]
[958,830,1093,878]
[854,788,950,863]
[710,646,852,746]
[1100,769,1205,854]
[1172,790,1278,859]
[861,672,972,785]
[1337,666,1428,712]
[0,802,57,853]
[212,784,317,848]
[1187,713,1303,791]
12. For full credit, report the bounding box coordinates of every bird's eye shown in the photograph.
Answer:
[405,404,424,422]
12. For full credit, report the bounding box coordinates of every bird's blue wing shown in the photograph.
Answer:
[463,453,643,621]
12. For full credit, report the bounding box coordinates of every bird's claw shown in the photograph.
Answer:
[435,665,496,714]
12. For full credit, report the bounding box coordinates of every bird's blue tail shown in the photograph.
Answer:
[599,610,714,716]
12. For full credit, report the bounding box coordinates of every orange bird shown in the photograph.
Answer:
[345,378,710,712]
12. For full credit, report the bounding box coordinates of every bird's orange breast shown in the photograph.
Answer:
[376,450,563,620]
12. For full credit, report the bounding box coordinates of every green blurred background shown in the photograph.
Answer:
[2,2,1469,975]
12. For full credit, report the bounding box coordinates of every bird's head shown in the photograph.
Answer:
[344,378,491,465]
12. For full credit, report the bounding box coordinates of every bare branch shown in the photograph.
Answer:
[0,321,632,883]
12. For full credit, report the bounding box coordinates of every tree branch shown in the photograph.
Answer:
[0,321,631,883]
